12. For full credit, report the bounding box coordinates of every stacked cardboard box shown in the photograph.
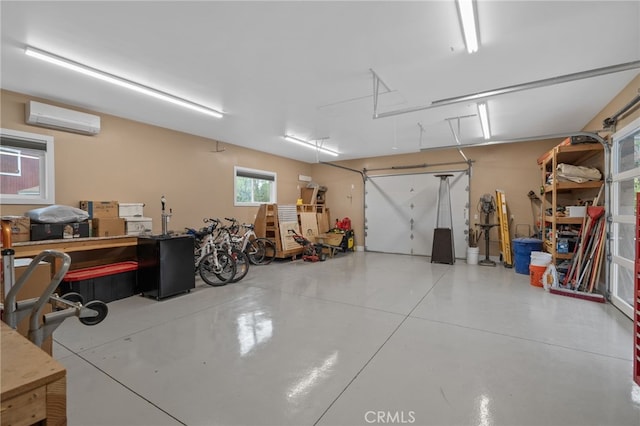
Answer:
[79,200,125,237]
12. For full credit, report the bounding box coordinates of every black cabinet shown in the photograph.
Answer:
[137,235,195,300]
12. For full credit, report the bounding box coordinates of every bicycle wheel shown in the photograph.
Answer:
[255,238,276,265]
[230,248,249,282]
[199,252,236,286]
[245,239,264,265]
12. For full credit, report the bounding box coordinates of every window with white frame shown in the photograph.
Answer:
[0,128,55,204]
[234,166,276,206]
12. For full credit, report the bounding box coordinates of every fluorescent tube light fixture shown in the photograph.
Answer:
[477,102,491,140]
[25,46,223,118]
[456,0,478,53]
[284,135,339,157]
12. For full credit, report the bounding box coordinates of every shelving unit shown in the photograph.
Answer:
[254,203,334,259]
[254,204,303,259]
[539,141,604,265]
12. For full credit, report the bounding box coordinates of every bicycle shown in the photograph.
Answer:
[186,218,236,286]
[224,217,276,265]
[214,219,250,283]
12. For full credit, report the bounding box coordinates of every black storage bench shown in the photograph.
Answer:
[61,261,138,303]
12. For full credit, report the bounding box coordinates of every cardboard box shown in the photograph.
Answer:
[1,216,30,242]
[30,223,64,241]
[118,203,145,218]
[79,200,119,218]
[92,217,125,237]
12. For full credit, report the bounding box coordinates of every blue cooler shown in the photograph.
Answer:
[512,238,543,275]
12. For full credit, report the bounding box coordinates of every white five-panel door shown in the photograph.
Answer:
[364,171,469,258]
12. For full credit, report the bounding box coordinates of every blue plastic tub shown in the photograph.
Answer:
[512,238,543,275]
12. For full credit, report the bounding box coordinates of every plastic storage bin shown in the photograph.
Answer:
[61,261,138,303]
[513,238,543,275]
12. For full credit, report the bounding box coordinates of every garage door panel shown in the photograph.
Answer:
[365,171,468,257]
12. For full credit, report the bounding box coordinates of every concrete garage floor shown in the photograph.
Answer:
[53,252,640,426]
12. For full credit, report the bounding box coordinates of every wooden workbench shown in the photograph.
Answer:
[1,322,66,426]
[9,235,139,271]
[11,235,138,258]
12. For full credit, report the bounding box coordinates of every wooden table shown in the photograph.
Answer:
[0,322,66,426]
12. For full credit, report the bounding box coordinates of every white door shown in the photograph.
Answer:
[365,171,469,258]
[610,116,640,319]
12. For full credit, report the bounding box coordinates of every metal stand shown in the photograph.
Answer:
[476,194,498,267]
[431,174,455,264]
[478,222,499,267]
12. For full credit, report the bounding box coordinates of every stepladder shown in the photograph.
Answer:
[495,189,513,267]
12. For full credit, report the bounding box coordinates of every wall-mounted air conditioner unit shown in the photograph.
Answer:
[25,101,101,135]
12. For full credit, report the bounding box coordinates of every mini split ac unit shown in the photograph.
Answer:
[26,101,101,135]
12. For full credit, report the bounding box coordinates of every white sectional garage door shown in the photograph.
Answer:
[364,171,469,258]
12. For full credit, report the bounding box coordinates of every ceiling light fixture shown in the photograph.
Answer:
[456,0,479,54]
[24,46,223,118]
[477,102,491,140]
[283,135,339,157]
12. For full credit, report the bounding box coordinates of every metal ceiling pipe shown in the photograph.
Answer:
[603,93,640,128]
[374,60,640,119]
[418,131,597,151]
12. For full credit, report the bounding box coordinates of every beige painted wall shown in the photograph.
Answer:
[2,72,638,251]
[1,90,313,233]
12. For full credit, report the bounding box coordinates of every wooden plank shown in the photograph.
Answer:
[300,187,318,204]
[279,221,301,251]
[254,204,267,238]
[12,235,138,258]
[274,247,303,259]
[299,212,318,238]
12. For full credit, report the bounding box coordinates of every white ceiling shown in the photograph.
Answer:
[2,1,639,163]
